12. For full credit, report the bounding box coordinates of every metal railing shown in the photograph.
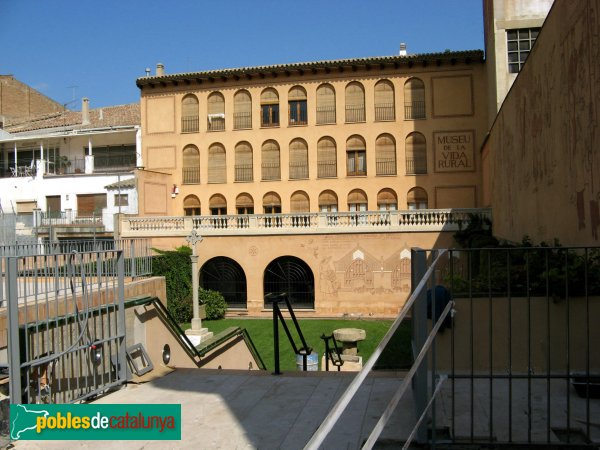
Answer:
[233,112,252,129]
[305,246,600,448]
[181,115,199,133]
[289,162,309,179]
[93,155,136,172]
[345,106,365,123]
[404,101,426,120]
[207,117,225,131]
[5,249,127,405]
[234,164,253,182]
[316,106,335,124]
[375,103,395,121]
[182,166,200,184]
[405,156,428,174]
[317,161,337,178]
[375,158,397,176]
[39,210,104,226]
[267,293,312,374]
[261,162,281,180]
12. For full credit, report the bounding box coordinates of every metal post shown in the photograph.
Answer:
[273,301,281,375]
[411,248,428,444]
[116,250,127,383]
[7,257,22,404]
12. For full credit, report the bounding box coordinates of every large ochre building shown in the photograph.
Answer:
[122,51,491,317]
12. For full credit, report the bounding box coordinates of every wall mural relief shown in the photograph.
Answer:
[318,245,412,296]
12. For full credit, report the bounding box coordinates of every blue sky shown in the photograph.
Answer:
[0,0,484,109]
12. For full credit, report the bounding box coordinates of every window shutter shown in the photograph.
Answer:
[263,192,281,207]
[374,81,394,105]
[208,93,225,114]
[261,88,279,104]
[289,139,308,179]
[208,144,226,183]
[209,194,227,209]
[405,79,425,103]
[347,136,365,151]
[290,192,310,212]
[348,189,367,204]
[345,83,365,107]
[234,91,251,113]
[182,95,199,117]
[318,191,338,207]
[288,86,307,101]
[377,189,397,205]
[317,84,335,108]
[236,193,254,208]
[184,195,201,208]
[407,187,428,203]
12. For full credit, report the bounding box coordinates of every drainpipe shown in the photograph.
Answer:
[135,126,143,167]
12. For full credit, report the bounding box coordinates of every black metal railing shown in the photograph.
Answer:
[182,167,200,184]
[94,155,136,172]
[267,292,312,375]
[405,101,426,120]
[289,162,308,179]
[234,164,253,182]
[207,117,225,131]
[317,161,337,178]
[375,103,395,121]
[321,333,344,372]
[316,106,335,124]
[181,115,199,133]
[345,105,365,123]
[406,156,428,174]
[376,158,396,176]
[261,163,280,180]
[233,112,251,129]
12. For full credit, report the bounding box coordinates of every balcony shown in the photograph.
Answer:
[261,163,280,181]
[182,167,201,184]
[181,115,199,133]
[404,101,426,120]
[119,208,492,237]
[207,115,225,131]
[375,103,395,121]
[345,106,365,123]
[233,112,252,130]
[234,164,253,182]
[375,158,396,176]
[94,155,136,172]
[317,161,337,178]
[406,155,428,174]
[316,106,335,125]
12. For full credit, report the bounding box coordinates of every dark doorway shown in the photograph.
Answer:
[200,257,247,308]
[264,256,314,309]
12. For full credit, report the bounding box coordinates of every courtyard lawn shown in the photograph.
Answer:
[182,318,412,372]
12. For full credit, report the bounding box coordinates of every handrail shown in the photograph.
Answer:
[321,333,344,371]
[304,249,447,450]
[267,292,312,374]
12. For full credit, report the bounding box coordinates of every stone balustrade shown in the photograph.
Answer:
[119,208,491,237]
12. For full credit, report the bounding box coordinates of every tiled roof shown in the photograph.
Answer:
[137,50,484,87]
[3,103,140,134]
[105,177,136,190]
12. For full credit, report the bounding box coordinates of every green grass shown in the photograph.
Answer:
[182,318,412,372]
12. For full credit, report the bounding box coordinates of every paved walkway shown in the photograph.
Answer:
[13,369,415,450]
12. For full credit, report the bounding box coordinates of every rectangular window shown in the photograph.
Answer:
[93,145,136,171]
[114,194,129,207]
[77,194,107,216]
[261,104,279,127]
[289,101,307,125]
[347,151,366,176]
[507,28,540,73]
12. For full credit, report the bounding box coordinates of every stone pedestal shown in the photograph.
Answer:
[333,328,366,356]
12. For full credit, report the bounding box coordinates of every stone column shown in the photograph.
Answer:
[184,230,212,342]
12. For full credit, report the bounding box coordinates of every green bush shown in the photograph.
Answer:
[152,246,193,323]
[200,289,227,320]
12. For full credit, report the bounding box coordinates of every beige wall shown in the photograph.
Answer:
[150,231,455,318]
[139,62,488,217]
[485,0,600,245]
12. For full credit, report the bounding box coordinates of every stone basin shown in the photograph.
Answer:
[333,328,366,356]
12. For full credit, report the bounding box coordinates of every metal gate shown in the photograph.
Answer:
[5,249,127,404]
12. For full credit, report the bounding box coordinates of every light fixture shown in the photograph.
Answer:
[171,184,179,198]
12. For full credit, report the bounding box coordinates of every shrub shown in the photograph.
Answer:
[200,289,227,320]
[152,246,193,323]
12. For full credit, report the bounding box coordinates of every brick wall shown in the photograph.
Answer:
[0,75,64,124]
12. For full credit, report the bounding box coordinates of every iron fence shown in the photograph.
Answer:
[5,249,127,404]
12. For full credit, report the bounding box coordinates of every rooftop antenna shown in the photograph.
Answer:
[65,85,79,110]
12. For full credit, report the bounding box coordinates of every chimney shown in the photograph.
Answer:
[399,43,407,56]
[156,63,165,76]
[82,98,90,125]
[145,68,151,77]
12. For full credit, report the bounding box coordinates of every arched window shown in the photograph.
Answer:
[207,92,225,131]
[345,82,365,123]
[181,94,199,133]
[264,256,315,309]
[183,195,200,216]
[234,141,253,182]
[233,90,252,129]
[289,138,309,180]
[407,187,428,210]
[345,257,373,288]
[404,78,425,119]
[346,135,366,176]
[316,84,336,124]
[290,191,310,212]
[261,140,280,180]
[208,143,226,183]
[261,88,279,127]
[200,257,247,309]
[209,194,227,215]
[263,192,281,214]
[377,188,398,211]
[392,257,411,290]
[405,132,427,174]
[375,134,396,176]
[236,193,254,214]
[374,80,395,121]
[317,137,337,178]
[288,86,307,126]
[182,145,200,184]
[318,190,338,212]
[347,189,368,212]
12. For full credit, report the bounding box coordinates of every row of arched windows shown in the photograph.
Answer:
[180,78,426,133]
[183,187,429,216]
[181,133,428,184]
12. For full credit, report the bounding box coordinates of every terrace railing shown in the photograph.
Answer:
[120,208,491,237]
